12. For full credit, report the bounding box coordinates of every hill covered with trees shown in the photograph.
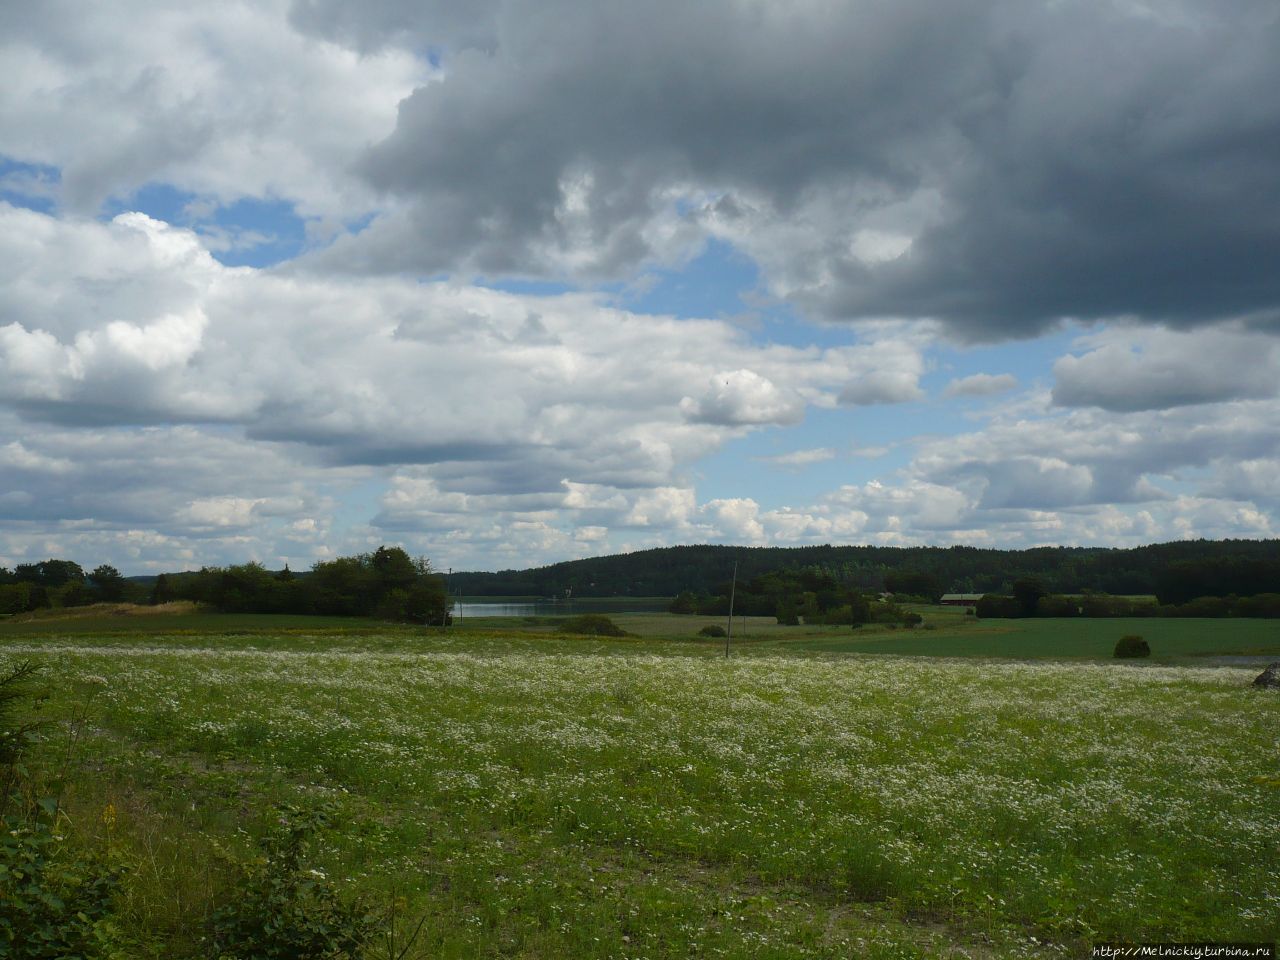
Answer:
[6,539,1279,623]
[449,539,1280,604]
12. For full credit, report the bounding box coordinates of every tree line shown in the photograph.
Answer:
[448,540,1280,603]
[0,560,129,613]
[669,566,922,628]
[671,563,1280,625]
[975,576,1280,620]
[0,547,450,624]
[6,539,1279,623]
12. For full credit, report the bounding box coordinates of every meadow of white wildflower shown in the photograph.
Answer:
[3,633,1277,958]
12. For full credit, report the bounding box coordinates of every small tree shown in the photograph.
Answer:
[669,591,699,614]
[89,564,127,603]
[405,578,450,624]
[848,589,872,629]
[149,573,173,605]
[1012,577,1048,617]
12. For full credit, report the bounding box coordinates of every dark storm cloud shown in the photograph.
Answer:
[1051,326,1280,411]
[318,0,1280,339]
[288,0,499,54]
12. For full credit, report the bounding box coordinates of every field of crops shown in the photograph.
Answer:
[2,626,1278,958]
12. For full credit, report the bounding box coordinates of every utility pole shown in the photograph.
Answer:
[725,559,738,658]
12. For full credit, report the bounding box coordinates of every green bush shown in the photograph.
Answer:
[0,814,123,959]
[559,614,627,637]
[697,625,726,638]
[1114,634,1151,659]
[210,804,373,960]
[1036,595,1081,617]
[668,591,700,614]
[1,661,123,960]
[775,598,799,626]
[974,594,1020,618]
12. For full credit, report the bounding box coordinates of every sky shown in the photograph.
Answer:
[1,0,1279,574]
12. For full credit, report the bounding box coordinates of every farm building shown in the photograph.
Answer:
[939,593,984,606]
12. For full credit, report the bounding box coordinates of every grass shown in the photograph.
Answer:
[607,609,1280,661]
[3,620,1278,958]
[10,603,1276,661]
[0,608,415,637]
[776,617,1280,660]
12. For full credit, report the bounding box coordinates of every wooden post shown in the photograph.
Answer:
[725,560,738,658]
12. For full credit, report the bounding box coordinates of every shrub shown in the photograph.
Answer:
[775,598,799,626]
[0,660,42,776]
[559,614,627,637]
[668,591,699,614]
[1036,595,1081,617]
[1169,596,1230,618]
[210,804,373,960]
[697,625,726,638]
[1,662,124,959]
[902,612,923,627]
[871,601,908,625]
[0,814,123,959]
[975,594,1021,619]
[1236,593,1280,618]
[1114,635,1151,659]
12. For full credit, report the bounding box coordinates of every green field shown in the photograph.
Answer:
[6,604,1279,662]
[574,608,1280,661]
[2,616,1278,958]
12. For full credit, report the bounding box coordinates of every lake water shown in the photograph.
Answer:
[450,599,670,618]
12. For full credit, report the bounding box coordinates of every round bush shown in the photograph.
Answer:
[560,614,627,637]
[1114,634,1151,658]
[698,624,726,638]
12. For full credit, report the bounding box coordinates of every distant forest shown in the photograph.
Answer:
[4,539,1280,621]
[450,539,1280,606]
[0,547,450,623]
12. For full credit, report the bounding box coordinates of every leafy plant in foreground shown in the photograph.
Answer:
[0,661,123,960]
[209,803,374,960]
[0,812,123,960]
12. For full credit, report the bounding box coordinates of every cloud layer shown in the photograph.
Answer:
[2,2,1279,571]
[302,0,1280,338]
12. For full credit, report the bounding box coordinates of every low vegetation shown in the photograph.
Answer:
[556,613,628,636]
[1114,634,1152,659]
[0,621,1276,957]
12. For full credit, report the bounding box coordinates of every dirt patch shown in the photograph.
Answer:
[10,601,203,623]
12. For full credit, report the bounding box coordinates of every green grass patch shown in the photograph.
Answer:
[8,607,1278,662]
[772,616,1280,660]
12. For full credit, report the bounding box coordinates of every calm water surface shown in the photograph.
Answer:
[450,599,670,618]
